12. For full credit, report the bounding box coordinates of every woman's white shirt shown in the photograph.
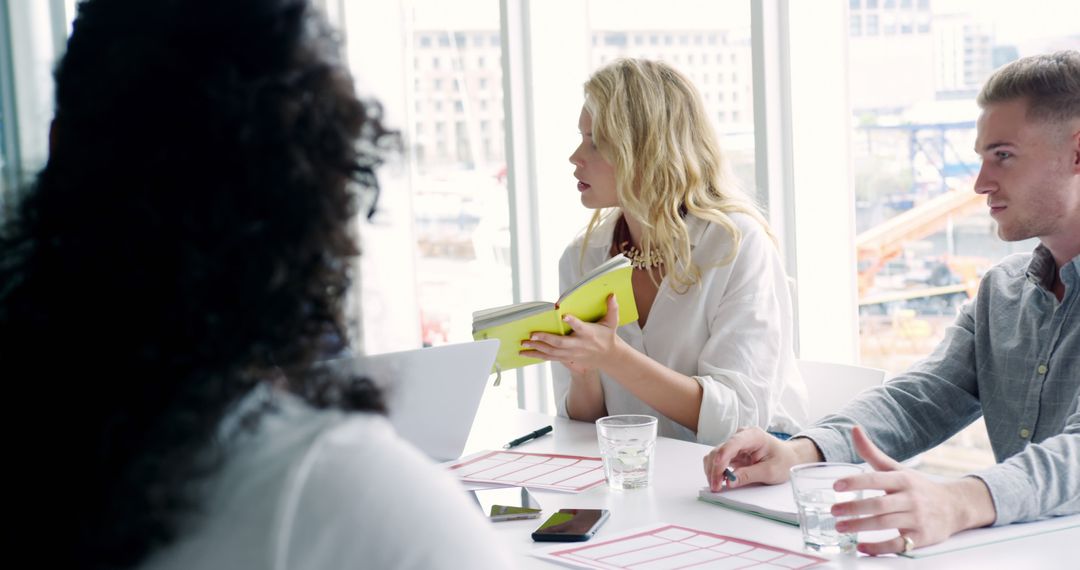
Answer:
[140,387,514,570]
[553,213,808,445]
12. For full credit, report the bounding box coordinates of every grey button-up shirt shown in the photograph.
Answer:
[800,245,1080,525]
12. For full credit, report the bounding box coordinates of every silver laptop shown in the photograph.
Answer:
[327,339,499,461]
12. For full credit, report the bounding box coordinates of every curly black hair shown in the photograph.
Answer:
[0,0,393,567]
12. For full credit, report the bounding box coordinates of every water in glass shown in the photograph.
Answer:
[599,438,654,489]
[790,462,864,554]
[595,415,657,490]
[794,487,859,553]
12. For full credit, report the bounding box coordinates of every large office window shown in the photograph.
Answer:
[340,0,521,410]
[10,1,1075,462]
[846,0,1078,474]
[585,0,758,203]
[343,0,759,414]
[343,0,1080,474]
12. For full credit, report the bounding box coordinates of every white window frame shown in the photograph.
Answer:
[500,0,594,413]
[506,0,858,410]
[342,0,861,412]
[1,0,71,213]
[749,0,859,366]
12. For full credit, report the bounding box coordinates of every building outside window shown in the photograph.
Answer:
[847,0,1078,474]
[7,0,1075,469]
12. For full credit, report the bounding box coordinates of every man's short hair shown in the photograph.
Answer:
[977,50,1080,124]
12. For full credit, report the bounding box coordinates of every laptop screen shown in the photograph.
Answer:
[320,339,499,461]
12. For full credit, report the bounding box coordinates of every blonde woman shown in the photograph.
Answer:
[522,59,807,445]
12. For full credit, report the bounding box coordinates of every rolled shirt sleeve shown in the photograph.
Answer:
[972,408,1080,525]
[553,213,807,445]
[798,298,984,464]
[799,249,1080,525]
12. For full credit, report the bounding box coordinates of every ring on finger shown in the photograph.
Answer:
[900,535,915,554]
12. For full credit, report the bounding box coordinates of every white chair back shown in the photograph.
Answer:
[797,360,886,423]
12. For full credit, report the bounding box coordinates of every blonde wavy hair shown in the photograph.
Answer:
[580,58,773,293]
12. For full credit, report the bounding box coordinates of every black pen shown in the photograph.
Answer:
[503,425,553,449]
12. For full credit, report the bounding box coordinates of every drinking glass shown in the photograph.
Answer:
[790,462,865,554]
[595,415,658,490]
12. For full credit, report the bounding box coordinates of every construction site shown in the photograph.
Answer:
[851,119,1042,476]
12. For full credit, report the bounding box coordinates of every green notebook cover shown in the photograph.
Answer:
[472,255,638,372]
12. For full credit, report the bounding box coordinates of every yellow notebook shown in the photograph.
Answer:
[472,254,639,373]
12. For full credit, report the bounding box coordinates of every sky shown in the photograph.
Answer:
[409,0,1078,49]
[933,0,1079,45]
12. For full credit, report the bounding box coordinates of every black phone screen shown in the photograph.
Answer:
[531,509,610,542]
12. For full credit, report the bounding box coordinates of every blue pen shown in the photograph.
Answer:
[723,467,737,483]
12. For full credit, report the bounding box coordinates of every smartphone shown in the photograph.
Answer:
[531,508,610,542]
[469,487,542,522]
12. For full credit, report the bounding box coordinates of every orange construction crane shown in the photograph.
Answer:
[856,189,986,300]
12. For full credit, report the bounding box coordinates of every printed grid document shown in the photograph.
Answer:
[532,524,826,569]
[449,450,607,493]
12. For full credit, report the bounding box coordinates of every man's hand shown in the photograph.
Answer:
[520,294,624,374]
[702,428,823,492]
[833,426,996,556]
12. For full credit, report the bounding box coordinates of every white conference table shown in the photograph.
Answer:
[462,406,1076,569]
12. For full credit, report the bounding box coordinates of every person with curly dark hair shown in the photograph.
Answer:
[0,0,512,568]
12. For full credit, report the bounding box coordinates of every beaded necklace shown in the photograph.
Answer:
[610,215,663,270]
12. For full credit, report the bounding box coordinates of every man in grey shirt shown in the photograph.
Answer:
[703,49,1080,556]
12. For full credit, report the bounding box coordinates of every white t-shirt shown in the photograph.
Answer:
[553,213,808,445]
[141,387,515,570]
